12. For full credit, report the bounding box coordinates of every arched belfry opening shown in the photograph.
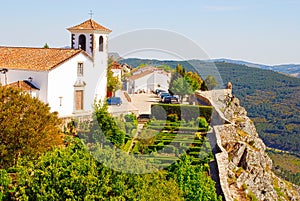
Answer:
[79,34,86,51]
[99,36,104,52]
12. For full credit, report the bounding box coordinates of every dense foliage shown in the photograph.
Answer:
[0,95,221,200]
[267,149,300,185]
[0,137,220,201]
[168,155,221,201]
[1,138,183,201]
[89,103,126,147]
[0,86,63,169]
[151,103,212,122]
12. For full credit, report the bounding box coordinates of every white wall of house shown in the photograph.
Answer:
[2,69,48,102]
[152,71,171,91]
[128,71,171,94]
[48,53,93,117]
[128,74,151,94]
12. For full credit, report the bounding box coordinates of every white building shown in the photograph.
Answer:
[127,67,171,94]
[0,19,111,117]
[110,61,122,81]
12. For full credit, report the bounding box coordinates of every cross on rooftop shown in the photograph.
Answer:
[88,10,94,19]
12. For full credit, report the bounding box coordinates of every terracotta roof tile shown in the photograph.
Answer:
[128,70,154,80]
[8,80,39,91]
[110,61,121,69]
[67,19,112,32]
[0,47,84,71]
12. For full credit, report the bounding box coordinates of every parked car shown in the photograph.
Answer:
[160,92,170,101]
[157,90,167,96]
[107,97,122,106]
[154,89,162,94]
[162,95,179,104]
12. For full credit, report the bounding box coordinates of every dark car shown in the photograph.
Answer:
[162,95,179,104]
[160,92,170,101]
[107,97,122,106]
[155,89,166,95]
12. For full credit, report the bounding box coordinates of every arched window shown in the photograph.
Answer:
[99,36,104,52]
[79,35,86,51]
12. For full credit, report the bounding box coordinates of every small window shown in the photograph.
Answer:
[99,36,104,52]
[77,63,84,76]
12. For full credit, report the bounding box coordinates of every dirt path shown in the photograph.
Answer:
[127,123,144,154]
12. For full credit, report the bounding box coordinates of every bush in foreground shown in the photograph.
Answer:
[0,85,63,169]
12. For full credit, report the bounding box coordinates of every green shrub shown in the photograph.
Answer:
[247,191,258,201]
[188,152,201,157]
[125,122,136,134]
[0,169,13,200]
[189,147,202,152]
[132,142,140,154]
[151,104,212,122]
[122,139,133,152]
[197,117,209,129]
[124,113,138,125]
[167,114,179,122]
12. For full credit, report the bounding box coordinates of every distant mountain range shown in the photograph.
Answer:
[207,58,300,78]
[110,52,300,78]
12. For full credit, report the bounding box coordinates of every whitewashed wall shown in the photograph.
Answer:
[129,71,171,94]
[2,69,48,102]
[92,32,109,103]
[48,53,93,117]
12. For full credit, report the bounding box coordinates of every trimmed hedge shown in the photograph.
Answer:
[148,125,208,132]
[151,104,212,122]
[122,139,133,152]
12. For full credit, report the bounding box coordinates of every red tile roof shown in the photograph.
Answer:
[128,70,154,80]
[67,19,112,33]
[8,80,39,91]
[0,47,85,71]
[110,61,121,69]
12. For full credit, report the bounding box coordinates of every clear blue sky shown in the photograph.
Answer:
[0,0,299,65]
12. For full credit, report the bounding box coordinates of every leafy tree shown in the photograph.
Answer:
[137,63,149,68]
[91,102,126,147]
[107,62,122,95]
[185,71,202,91]
[157,64,173,72]
[0,86,63,169]
[170,77,194,102]
[170,65,205,101]
[204,75,218,90]
[43,43,49,48]
[168,155,222,201]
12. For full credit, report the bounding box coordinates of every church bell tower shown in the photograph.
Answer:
[67,18,112,102]
[67,18,112,62]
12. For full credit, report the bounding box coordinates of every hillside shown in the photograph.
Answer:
[119,57,300,78]
[215,62,300,156]
[120,58,300,156]
[208,58,300,78]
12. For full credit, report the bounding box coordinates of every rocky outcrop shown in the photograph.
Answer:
[220,93,300,201]
[197,89,300,201]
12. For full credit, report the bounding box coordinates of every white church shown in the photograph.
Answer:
[0,19,111,117]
